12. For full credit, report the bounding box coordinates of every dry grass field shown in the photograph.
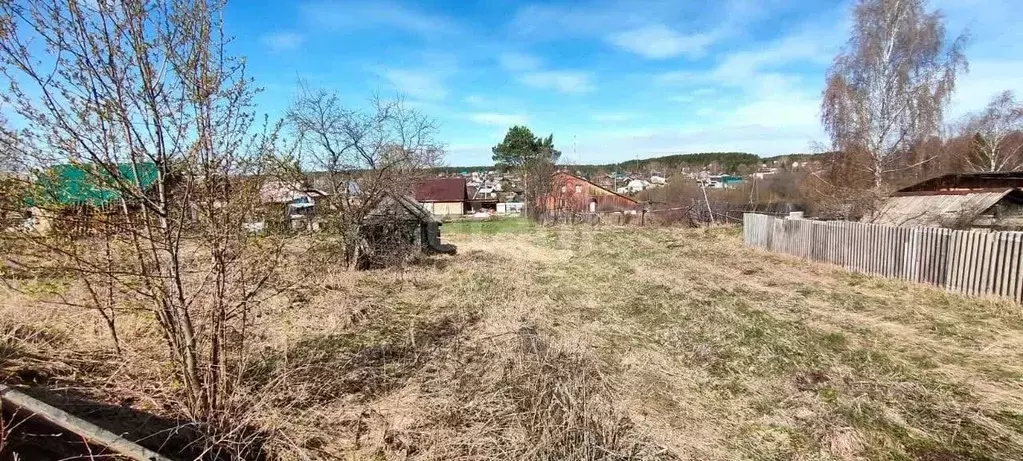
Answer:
[3,223,1023,460]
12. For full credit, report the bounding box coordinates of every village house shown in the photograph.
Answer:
[869,172,1023,230]
[415,177,468,217]
[550,172,638,212]
[23,162,160,235]
[467,184,499,214]
[617,179,650,195]
[259,180,330,231]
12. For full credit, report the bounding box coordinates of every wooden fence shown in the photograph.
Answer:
[743,213,1023,303]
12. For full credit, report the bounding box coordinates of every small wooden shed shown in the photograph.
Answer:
[360,193,456,268]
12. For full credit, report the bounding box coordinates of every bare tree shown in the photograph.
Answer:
[523,159,559,223]
[960,90,1023,172]
[0,0,285,443]
[821,0,968,189]
[286,85,442,268]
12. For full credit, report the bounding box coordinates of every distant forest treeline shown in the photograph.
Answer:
[430,152,830,175]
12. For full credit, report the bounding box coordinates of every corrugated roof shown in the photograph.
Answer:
[27,162,159,207]
[415,177,467,202]
[869,190,1013,227]
[898,171,1023,193]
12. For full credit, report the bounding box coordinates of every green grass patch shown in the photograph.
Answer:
[442,216,535,235]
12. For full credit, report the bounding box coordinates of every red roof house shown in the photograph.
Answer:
[546,172,638,213]
[414,177,468,216]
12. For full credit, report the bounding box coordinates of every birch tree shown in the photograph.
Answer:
[961,91,1023,172]
[821,0,967,189]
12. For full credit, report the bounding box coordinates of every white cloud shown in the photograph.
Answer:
[608,25,718,59]
[498,51,593,95]
[499,52,542,71]
[591,112,637,122]
[656,23,839,90]
[467,112,529,127]
[508,0,765,40]
[519,71,595,94]
[261,32,304,52]
[301,1,459,36]
[948,59,1023,119]
[378,69,448,100]
[463,95,486,106]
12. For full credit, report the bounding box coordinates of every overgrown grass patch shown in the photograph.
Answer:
[4,225,1023,460]
[441,216,534,235]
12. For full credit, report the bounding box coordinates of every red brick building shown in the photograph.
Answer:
[546,172,638,212]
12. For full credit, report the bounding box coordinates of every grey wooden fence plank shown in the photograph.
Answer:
[975,233,987,297]
[964,231,976,294]
[865,224,872,274]
[865,224,873,275]
[741,214,1020,303]
[969,232,983,296]
[993,233,1006,298]
[963,232,976,296]
[923,228,933,285]
[973,235,990,300]
[879,224,887,276]
[879,225,887,277]
[1000,232,1013,299]
[957,230,970,294]
[977,232,990,297]
[860,222,867,273]
[929,228,941,286]
[1011,233,1022,302]
[918,228,928,284]
[881,224,889,277]
[912,228,920,284]
[946,231,962,292]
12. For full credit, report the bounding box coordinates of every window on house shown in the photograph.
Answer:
[575,184,582,194]
[561,185,566,193]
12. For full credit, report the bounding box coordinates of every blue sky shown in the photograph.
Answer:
[228,0,1022,166]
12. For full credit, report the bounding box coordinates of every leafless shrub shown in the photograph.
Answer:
[0,0,292,453]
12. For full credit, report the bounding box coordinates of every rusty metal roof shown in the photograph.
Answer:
[869,189,1015,227]
[415,177,467,202]
[898,171,1023,193]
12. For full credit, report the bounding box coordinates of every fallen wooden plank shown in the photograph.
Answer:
[0,384,173,461]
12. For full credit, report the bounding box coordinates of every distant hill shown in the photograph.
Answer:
[578,152,758,174]
[432,152,831,175]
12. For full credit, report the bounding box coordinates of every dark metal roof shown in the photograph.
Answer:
[897,171,1023,193]
[415,177,467,202]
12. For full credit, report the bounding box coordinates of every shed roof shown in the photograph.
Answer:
[415,177,467,202]
[898,171,1023,193]
[27,162,159,207]
[869,189,1020,227]
[367,193,438,223]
